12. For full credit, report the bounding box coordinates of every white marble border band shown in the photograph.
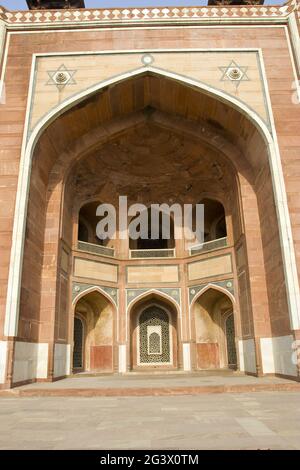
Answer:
[0,4,294,29]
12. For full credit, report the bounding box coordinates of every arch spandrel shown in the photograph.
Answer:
[29,51,269,134]
[29,70,270,176]
[189,281,235,306]
[127,289,181,315]
[72,284,118,307]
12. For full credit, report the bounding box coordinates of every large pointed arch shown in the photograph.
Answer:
[4,66,300,338]
[27,65,274,151]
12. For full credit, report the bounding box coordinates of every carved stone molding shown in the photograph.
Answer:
[0,4,294,27]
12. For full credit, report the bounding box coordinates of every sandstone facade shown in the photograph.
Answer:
[0,1,299,387]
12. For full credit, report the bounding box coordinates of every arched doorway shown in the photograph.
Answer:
[192,287,237,370]
[72,289,115,373]
[130,295,179,370]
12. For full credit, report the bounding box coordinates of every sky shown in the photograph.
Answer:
[0,0,286,10]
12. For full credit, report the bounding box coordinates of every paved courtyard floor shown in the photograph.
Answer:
[3,372,298,397]
[0,392,299,449]
[15,371,296,389]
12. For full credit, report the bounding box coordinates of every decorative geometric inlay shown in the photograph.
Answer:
[141,53,154,66]
[73,317,83,369]
[148,326,162,354]
[127,288,180,307]
[46,64,77,90]
[0,6,292,25]
[72,282,118,306]
[219,60,249,89]
[189,279,234,304]
[226,313,237,367]
[139,306,170,364]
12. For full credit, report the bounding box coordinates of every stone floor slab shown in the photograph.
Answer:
[0,392,299,449]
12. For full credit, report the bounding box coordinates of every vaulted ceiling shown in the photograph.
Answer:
[34,71,267,190]
[67,119,237,208]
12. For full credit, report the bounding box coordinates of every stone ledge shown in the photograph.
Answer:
[0,4,294,27]
[1,382,300,397]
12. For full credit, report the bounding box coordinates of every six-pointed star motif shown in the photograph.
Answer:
[46,64,77,90]
[219,60,249,88]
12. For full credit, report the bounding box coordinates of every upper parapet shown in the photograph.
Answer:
[0,2,298,27]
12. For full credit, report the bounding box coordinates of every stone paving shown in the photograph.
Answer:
[0,392,299,449]
[2,372,297,398]
[14,371,299,389]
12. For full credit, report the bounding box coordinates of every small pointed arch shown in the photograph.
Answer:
[77,196,107,214]
[72,285,116,373]
[127,288,180,315]
[77,200,113,247]
[128,205,175,250]
[190,283,235,309]
[197,197,227,243]
[72,285,117,309]
[129,290,179,370]
[191,283,237,370]
[197,193,225,207]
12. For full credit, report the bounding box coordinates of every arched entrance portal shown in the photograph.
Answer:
[192,288,237,370]
[72,290,115,373]
[130,296,178,370]
[7,68,296,385]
